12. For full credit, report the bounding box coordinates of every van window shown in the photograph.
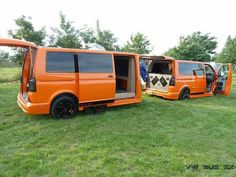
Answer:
[78,53,113,73]
[46,52,75,73]
[195,63,205,76]
[179,62,204,76]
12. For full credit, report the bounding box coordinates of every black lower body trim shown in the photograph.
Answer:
[191,92,205,95]
[79,99,115,107]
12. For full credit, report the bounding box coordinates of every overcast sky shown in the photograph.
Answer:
[0,0,235,54]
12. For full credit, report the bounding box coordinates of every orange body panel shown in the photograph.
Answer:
[0,38,141,115]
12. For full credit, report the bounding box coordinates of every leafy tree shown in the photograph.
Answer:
[122,32,152,54]
[165,32,217,61]
[96,29,118,51]
[0,51,10,66]
[214,36,236,64]
[8,15,46,46]
[0,50,21,66]
[80,25,96,47]
[80,20,118,51]
[8,15,46,65]
[94,20,118,51]
[49,12,82,48]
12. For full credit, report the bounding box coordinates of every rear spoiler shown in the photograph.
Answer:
[0,38,37,48]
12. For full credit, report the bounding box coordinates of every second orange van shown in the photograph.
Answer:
[140,55,233,100]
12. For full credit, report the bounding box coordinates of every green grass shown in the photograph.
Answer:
[0,74,236,176]
[0,67,21,83]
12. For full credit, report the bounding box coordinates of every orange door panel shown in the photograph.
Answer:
[79,73,115,103]
[192,74,206,93]
[217,64,233,96]
[77,53,116,103]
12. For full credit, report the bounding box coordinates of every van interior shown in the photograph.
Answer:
[205,65,215,92]
[114,55,136,99]
[149,60,172,75]
[216,65,229,92]
[147,60,172,91]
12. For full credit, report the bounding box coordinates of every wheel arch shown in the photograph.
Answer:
[179,85,191,94]
[178,86,191,100]
[50,91,79,110]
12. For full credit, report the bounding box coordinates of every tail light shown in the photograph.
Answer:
[169,76,175,86]
[28,77,36,92]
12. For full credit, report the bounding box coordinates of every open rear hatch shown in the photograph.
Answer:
[0,38,37,100]
[140,55,174,92]
[148,60,173,92]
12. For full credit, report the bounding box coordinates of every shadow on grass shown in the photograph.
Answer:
[28,103,141,121]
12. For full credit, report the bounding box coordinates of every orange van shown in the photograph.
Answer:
[140,55,233,100]
[0,38,141,118]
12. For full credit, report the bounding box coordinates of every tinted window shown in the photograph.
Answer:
[196,63,205,76]
[179,62,204,76]
[205,65,214,74]
[179,63,194,75]
[78,53,113,73]
[46,52,75,73]
[194,69,204,76]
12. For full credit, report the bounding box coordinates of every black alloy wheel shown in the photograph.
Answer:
[51,96,77,119]
[179,88,190,100]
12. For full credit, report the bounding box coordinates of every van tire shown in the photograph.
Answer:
[179,88,190,100]
[51,96,77,119]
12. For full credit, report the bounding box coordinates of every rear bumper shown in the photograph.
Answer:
[17,93,49,114]
[145,89,179,100]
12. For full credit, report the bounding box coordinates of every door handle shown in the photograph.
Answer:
[108,75,114,78]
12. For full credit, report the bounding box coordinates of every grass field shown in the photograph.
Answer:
[0,67,21,83]
[0,72,236,176]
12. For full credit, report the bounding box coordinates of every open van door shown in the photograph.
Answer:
[0,38,37,97]
[216,64,233,96]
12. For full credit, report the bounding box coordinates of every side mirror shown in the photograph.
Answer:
[193,70,197,76]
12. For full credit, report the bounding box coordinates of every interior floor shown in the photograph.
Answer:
[114,55,136,99]
[116,89,128,94]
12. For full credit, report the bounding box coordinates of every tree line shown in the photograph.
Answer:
[0,12,236,66]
